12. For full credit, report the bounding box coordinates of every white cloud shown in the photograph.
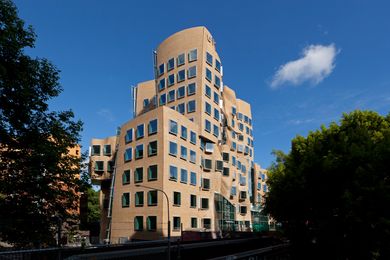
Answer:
[271,44,338,88]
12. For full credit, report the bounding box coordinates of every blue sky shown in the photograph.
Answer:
[14,0,390,168]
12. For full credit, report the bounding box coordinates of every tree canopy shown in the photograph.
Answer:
[0,0,84,247]
[265,110,390,259]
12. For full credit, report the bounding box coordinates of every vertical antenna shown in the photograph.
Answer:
[131,85,137,119]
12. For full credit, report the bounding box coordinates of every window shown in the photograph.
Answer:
[94,161,104,171]
[238,144,244,153]
[147,216,157,231]
[158,78,165,91]
[135,191,144,207]
[159,93,166,106]
[203,159,212,170]
[188,49,197,62]
[240,191,247,200]
[177,53,185,66]
[205,68,212,82]
[143,98,150,107]
[231,186,237,196]
[122,193,130,208]
[173,191,181,206]
[158,63,165,76]
[122,170,130,185]
[232,156,236,166]
[135,144,144,159]
[202,218,211,229]
[205,85,211,97]
[190,131,197,144]
[167,74,175,87]
[147,141,157,157]
[238,113,243,120]
[148,190,158,206]
[205,102,211,115]
[136,124,144,139]
[191,218,198,228]
[180,146,187,160]
[215,59,221,72]
[167,58,175,71]
[190,150,196,164]
[232,106,237,116]
[107,161,114,172]
[148,119,158,135]
[231,119,235,128]
[214,108,220,121]
[214,75,221,88]
[188,66,196,79]
[213,92,219,104]
[190,172,197,185]
[170,165,178,180]
[203,119,211,133]
[180,169,188,183]
[187,83,196,95]
[177,86,185,99]
[173,217,181,230]
[222,152,229,162]
[240,206,247,214]
[205,142,214,153]
[92,145,100,156]
[240,175,246,186]
[134,167,143,183]
[190,194,197,208]
[202,178,210,190]
[169,141,177,156]
[146,165,158,181]
[124,148,132,162]
[206,52,213,65]
[103,145,111,155]
[223,167,230,176]
[177,103,185,114]
[169,120,178,135]
[177,69,185,82]
[213,124,219,137]
[181,126,187,140]
[201,198,209,209]
[187,100,196,113]
[134,216,143,231]
[125,128,133,143]
[244,115,249,123]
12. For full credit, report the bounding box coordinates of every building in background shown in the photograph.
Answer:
[89,27,269,243]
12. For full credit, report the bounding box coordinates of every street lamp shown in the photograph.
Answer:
[135,184,171,260]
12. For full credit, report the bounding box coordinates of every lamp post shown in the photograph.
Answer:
[135,184,170,260]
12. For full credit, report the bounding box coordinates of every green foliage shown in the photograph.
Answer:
[265,110,390,259]
[86,187,100,224]
[0,0,84,248]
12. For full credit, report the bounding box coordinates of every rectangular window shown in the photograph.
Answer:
[201,198,209,209]
[134,167,143,183]
[214,75,221,88]
[169,120,178,135]
[187,83,196,95]
[213,124,219,137]
[134,216,143,231]
[94,161,104,171]
[181,126,187,140]
[148,140,158,156]
[240,206,247,214]
[148,165,158,181]
[159,93,166,106]
[190,194,197,208]
[188,66,196,79]
[169,141,177,156]
[122,170,130,185]
[92,145,100,156]
[122,193,130,208]
[125,128,133,143]
[223,167,230,176]
[240,175,246,186]
[167,74,175,87]
[188,49,197,62]
[158,78,165,91]
[135,191,144,207]
[205,119,211,132]
[168,89,175,103]
[189,150,196,164]
[170,165,178,180]
[190,131,197,144]
[148,119,158,135]
[177,103,185,114]
[222,153,229,162]
[180,146,187,160]
[177,53,185,66]
[202,178,210,190]
[205,142,214,153]
[148,190,158,206]
[206,52,213,65]
[177,86,185,99]
[136,124,144,139]
[124,148,132,162]
[147,216,157,231]
[213,92,219,104]
[103,144,111,155]
[205,85,211,98]
[107,161,114,172]
[187,100,196,113]
[232,156,236,166]
[180,169,188,183]
[231,186,237,196]
[173,217,181,230]
[158,63,165,76]
[215,160,223,172]
[167,58,175,71]
[135,144,144,159]
[205,68,212,82]
[173,191,181,206]
[191,218,198,228]
[214,108,220,121]
[215,59,221,72]
[190,172,197,185]
[177,69,185,82]
[202,218,211,229]
[205,102,211,115]
[232,106,237,116]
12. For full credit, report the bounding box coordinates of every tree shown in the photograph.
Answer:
[0,0,84,247]
[265,110,390,259]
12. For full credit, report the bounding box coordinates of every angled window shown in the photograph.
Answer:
[177,86,185,99]
[187,100,196,113]
[215,59,221,72]
[135,144,144,159]
[122,170,130,185]
[169,165,178,181]
[135,191,144,207]
[189,150,196,164]
[124,148,132,162]
[205,68,212,82]
[190,171,197,186]
[180,169,188,183]
[169,120,178,135]
[214,108,220,121]
[232,156,236,166]
[206,52,213,66]
[205,85,211,98]
[190,131,197,145]
[147,216,157,231]
[103,145,111,156]
[148,141,158,157]
[205,119,211,132]
[213,124,219,137]
[94,161,104,171]
[214,75,221,89]
[215,160,223,172]
[223,167,230,176]
[92,145,100,156]
[148,165,158,181]
[159,93,166,106]
[177,103,185,115]
[148,190,158,206]
[173,191,181,206]
[232,106,237,116]
[125,128,133,143]
[203,159,212,170]
[136,124,144,139]
[158,63,165,76]
[187,83,196,96]
[134,167,143,183]
[239,174,246,186]
[222,152,229,162]
[205,142,214,153]
[213,92,219,104]
[169,141,177,156]
[188,49,197,62]
[180,146,187,160]
[231,186,237,196]
[148,119,158,135]
[122,193,130,208]
[134,216,143,231]
[188,66,196,79]
[177,69,185,82]
[177,53,185,66]
[158,78,166,91]
[167,58,175,71]
[205,102,211,115]
[167,74,175,87]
